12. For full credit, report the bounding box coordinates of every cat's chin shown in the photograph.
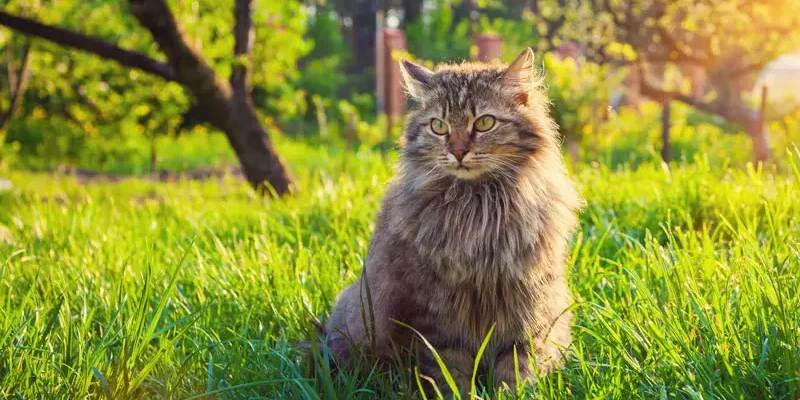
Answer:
[447,166,485,180]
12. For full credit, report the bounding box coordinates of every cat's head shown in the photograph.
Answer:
[399,48,558,181]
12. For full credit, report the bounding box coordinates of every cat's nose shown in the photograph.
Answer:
[448,134,471,162]
[449,141,469,162]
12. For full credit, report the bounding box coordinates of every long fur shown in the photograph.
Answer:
[323,50,583,392]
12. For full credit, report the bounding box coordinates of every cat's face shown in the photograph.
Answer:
[400,49,553,181]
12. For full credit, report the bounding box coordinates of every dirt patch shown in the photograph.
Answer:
[59,166,245,184]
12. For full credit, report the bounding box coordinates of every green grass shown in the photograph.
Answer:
[1,140,799,399]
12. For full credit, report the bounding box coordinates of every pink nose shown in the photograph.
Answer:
[451,149,465,161]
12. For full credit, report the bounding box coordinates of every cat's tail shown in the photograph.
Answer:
[294,317,330,377]
[295,315,326,351]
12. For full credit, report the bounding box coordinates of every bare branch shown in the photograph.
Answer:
[231,0,254,98]
[0,11,177,82]
[0,37,32,130]
[637,63,732,120]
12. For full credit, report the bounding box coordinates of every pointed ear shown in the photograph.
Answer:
[502,48,536,105]
[400,59,433,99]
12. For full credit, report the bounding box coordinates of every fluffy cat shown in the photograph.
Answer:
[323,48,583,393]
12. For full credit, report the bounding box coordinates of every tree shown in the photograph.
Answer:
[0,0,295,195]
[401,0,423,26]
[544,53,623,163]
[589,0,800,163]
[0,34,30,133]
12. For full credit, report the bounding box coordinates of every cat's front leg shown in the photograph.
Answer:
[492,344,536,393]
[418,347,474,398]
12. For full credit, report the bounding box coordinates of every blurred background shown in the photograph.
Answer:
[2,2,800,397]
[0,0,799,189]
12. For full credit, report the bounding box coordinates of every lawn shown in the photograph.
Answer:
[1,140,798,399]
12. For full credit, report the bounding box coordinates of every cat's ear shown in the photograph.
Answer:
[502,48,535,105]
[400,59,433,99]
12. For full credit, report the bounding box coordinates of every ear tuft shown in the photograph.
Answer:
[503,47,535,85]
[502,48,537,106]
[400,59,433,99]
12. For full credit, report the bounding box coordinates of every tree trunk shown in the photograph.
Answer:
[0,5,295,196]
[745,117,771,165]
[661,101,671,162]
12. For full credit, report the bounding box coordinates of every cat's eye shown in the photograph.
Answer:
[473,115,496,132]
[430,118,449,135]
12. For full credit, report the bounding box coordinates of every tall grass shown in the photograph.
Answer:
[0,141,798,398]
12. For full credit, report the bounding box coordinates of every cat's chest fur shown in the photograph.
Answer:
[385,176,554,342]
[388,176,548,282]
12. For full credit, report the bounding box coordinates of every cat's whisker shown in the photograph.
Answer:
[327,51,583,394]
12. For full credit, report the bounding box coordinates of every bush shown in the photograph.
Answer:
[585,102,800,169]
[406,2,471,63]
[542,54,624,160]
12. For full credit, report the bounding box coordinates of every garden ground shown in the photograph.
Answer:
[1,139,799,398]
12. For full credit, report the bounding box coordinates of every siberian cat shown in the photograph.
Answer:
[324,48,583,392]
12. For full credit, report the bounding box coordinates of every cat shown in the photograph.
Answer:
[323,48,583,393]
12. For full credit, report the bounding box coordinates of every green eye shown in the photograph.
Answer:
[474,115,496,132]
[430,118,449,135]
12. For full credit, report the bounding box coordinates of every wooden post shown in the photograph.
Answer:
[661,101,671,163]
[375,8,385,115]
[751,85,771,167]
[381,28,406,140]
[758,85,768,129]
[474,33,502,63]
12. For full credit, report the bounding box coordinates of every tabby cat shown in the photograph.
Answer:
[324,48,583,392]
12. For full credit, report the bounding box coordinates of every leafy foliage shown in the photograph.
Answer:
[543,54,624,144]
[1,0,311,162]
[1,139,799,398]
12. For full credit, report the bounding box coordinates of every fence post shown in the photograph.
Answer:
[661,101,671,163]
[381,28,406,140]
[758,85,768,129]
[473,33,502,63]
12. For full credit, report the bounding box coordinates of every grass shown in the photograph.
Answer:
[0,139,799,399]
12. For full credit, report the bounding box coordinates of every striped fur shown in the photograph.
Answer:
[324,49,583,393]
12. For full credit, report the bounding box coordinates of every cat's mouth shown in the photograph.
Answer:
[447,163,484,179]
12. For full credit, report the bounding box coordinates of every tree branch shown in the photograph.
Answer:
[0,37,31,131]
[231,0,254,98]
[0,11,177,82]
[128,0,232,127]
[637,63,733,120]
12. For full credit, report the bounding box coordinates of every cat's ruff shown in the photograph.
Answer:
[323,48,583,393]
